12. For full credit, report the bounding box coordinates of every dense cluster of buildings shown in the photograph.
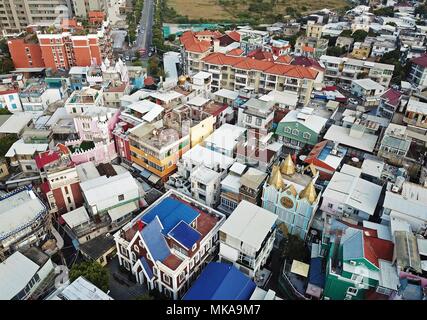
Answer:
[0,0,427,302]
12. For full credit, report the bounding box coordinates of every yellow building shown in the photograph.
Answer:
[351,43,371,60]
[306,22,323,39]
[190,115,215,148]
[129,122,190,181]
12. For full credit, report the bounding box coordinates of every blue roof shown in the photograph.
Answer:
[168,220,202,250]
[142,197,200,235]
[343,230,364,261]
[140,256,154,280]
[183,263,256,300]
[308,257,325,288]
[141,217,170,262]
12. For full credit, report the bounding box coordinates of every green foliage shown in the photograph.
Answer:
[380,49,409,84]
[0,57,14,74]
[280,234,309,263]
[351,30,368,42]
[415,4,427,18]
[135,292,154,300]
[0,134,17,159]
[69,261,109,293]
[373,6,395,17]
[167,34,176,42]
[327,45,346,57]
[339,29,353,37]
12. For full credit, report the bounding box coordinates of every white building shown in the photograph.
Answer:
[0,187,49,260]
[203,123,246,157]
[190,165,222,208]
[0,89,23,112]
[46,276,113,300]
[113,190,226,300]
[5,139,49,173]
[0,249,55,300]
[80,171,140,225]
[351,78,385,111]
[219,200,277,278]
[381,181,427,234]
[320,164,383,223]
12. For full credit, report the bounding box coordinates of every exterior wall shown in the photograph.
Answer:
[69,140,118,165]
[276,122,319,148]
[72,38,93,66]
[189,116,215,148]
[0,91,23,112]
[8,39,44,69]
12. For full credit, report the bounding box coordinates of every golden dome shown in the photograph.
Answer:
[178,75,187,85]
[284,184,298,197]
[280,154,296,176]
[268,165,285,190]
[299,181,317,204]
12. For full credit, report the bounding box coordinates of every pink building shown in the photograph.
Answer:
[67,107,120,165]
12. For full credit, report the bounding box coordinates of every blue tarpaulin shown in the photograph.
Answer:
[142,197,199,235]
[168,221,202,250]
[308,257,325,289]
[183,263,256,300]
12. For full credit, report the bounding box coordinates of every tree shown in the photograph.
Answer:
[0,135,17,159]
[0,58,14,74]
[167,34,176,42]
[339,29,353,38]
[373,6,395,17]
[327,45,345,57]
[69,261,109,292]
[135,292,154,300]
[352,30,368,42]
[280,234,309,263]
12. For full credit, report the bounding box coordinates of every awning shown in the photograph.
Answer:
[148,174,161,184]
[290,260,310,278]
[108,202,138,222]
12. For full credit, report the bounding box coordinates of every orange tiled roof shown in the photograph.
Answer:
[227,31,241,42]
[180,31,212,53]
[195,30,223,38]
[302,45,315,53]
[275,55,293,64]
[226,48,244,56]
[202,53,318,79]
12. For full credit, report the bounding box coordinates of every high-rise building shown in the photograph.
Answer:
[0,0,72,35]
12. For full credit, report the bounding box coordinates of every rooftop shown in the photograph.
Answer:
[220,200,277,250]
[323,125,378,153]
[0,187,47,240]
[0,113,33,134]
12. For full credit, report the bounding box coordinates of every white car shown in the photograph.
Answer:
[349,98,358,104]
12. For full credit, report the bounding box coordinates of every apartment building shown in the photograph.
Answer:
[0,186,49,261]
[180,31,213,76]
[64,86,103,115]
[238,98,275,131]
[320,55,395,87]
[0,0,70,35]
[219,200,277,278]
[202,52,318,105]
[113,190,226,300]
[7,34,44,70]
[295,36,328,59]
[350,78,385,111]
[37,22,112,71]
[128,120,191,182]
[403,98,427,133]
[408,54,427,88]
[72,0,105,18]
[36,145,83,216]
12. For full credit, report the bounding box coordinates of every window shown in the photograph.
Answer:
[347,287,358,296]
[292,129,299,136]
[25,165,33,171]
[303,132,311,140]
[328,203,333,209]
[284,127,291,134]
[67,197,71,204]
[163,274,171,285]
[64,186,69,194]
[255,118,262,126]
[178,272,185,282]
[246,115,252,123]
[133,245,140,253]
[118,194,124,201]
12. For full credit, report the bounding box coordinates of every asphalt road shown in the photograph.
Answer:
[134,0,155,59]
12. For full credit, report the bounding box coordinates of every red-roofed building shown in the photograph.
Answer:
[36,145,83,216]
[113,190,226,300]
[7,36,45,70]
[324,222,397,300]
[247,49,274,61]
[226,48,244,57]
[378,88,402,119]
[408,54,427,87]
[201,52,318,105]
